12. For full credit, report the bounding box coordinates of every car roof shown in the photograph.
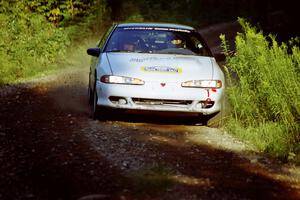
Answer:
[117,23,195,31]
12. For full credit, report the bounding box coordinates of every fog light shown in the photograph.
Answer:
[118,98,127,105]
[196,103,204,108]
[109,96,127,105]
[197,99,215,109]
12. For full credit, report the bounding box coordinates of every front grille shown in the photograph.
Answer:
[132,98,192,106]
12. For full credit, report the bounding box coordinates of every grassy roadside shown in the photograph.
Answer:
[0,30,98,85]
[0,1,107,85]
[12,36,99,85]
[221,19,300,162]
[0,12,67,84]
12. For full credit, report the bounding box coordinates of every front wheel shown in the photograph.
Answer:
[88,78,93,105]
[201,97,227,128]
[91,87,101,120]
[88,86,93,105]
[202,111,223,128]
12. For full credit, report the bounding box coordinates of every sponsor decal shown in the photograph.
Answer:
[141,66,182,73]
[130,57,176,63]
[123,27,191,33]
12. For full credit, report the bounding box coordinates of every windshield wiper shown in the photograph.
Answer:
[135,50,153,53]
[156,51,194,55]
[106,50,155,54]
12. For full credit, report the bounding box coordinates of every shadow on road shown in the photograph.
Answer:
[0,85,128,200]
[0,78,298,200]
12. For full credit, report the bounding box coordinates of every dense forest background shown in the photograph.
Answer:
[1,0,299,38]
[108,0,299,41]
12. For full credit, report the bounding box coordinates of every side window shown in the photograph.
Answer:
[194,32,213,57]
[98,25,115,49]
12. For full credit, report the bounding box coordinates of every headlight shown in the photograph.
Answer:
[100,75,145,85]
[181,80,222,88]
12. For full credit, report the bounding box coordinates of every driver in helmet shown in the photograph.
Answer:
[168,35,185,49]
[120,36,136,51]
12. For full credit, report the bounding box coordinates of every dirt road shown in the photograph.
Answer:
[0,62,299,200]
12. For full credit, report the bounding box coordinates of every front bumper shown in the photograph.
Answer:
[95,80,224,115]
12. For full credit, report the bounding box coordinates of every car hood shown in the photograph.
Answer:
[106,53,213,82]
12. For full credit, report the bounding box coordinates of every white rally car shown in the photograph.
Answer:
[87,23,225,126]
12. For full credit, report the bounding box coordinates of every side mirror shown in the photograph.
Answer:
[87,48,101,57]
[214,52,226,62]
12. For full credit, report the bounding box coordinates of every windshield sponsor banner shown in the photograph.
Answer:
[141,66,182,74]
[122,27,191,33]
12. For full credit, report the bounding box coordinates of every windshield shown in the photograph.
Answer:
[105,27,212,56]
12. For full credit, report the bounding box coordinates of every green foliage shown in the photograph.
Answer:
[112,0,263,28]
[0,4,70,84]
[226,119,292,158]
[26,0,99,25]
[222,19,300,160]
[121,1,144,22]
[0,0,108,84]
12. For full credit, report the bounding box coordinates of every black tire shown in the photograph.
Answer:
[88,84,93,105]
[88,79,93,105]
[202,96,227,128]
[91,86,101,120]
[202,111,223,128]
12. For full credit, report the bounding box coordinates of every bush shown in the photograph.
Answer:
[222,19,300,160]
[0,0,108,84]
[0,6,70,84]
